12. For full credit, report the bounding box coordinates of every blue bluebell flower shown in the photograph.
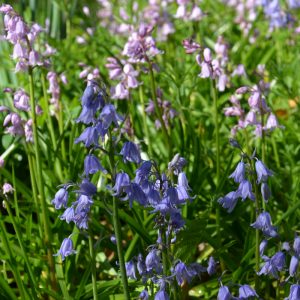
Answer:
[251,212,278,238]
[125,260,137,280]
[75,126,100,147]
[139,289,149,300]
[177,172,191,190]
[147,188,161,206]
[112,172,130,196]
[76,105,97,124]
[238,284,258,299]
[168,153,187,175]
[170,210,185,229]
[81,85,95,106]
[154,290,169,300]
[145,249,162,273]
[99,104,123,130]
[229,161,245,183]
[218,191,239,213]
[282,242,291,252]
[207,256,217,276]
[261,182,271,202]
[293,236,300,257]
[173,261,197,285]
[255,160,273,183]
[217,286,231,300]
[52,187,68,209]
[125,183,147,207]
[289,256,299,277]
[258,251,285,278]
[285,284,300,300]
[54,237,76,261]
[259,239,268,256]
[135,161,152,184]
[163,187,183,205]
[120,141,141,164]
[137,254,147,276]
[237,180,255,201]
[60,206,75,223]
[77,178,97,196]
[84,154,107,175]
[288,0,300,9]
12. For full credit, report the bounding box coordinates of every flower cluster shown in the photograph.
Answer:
[175,0,204,22]
[0,4,45,72]
[217,284,258,300]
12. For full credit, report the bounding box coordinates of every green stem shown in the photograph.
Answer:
[160,228,169,277]
[107,131,130,300]
[28,68,57,292]
[89,235,98,300]
[0,216,28,299]
[4,200,38,299]
[147,60,171,157]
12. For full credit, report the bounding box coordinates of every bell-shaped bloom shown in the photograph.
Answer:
[139,290,149,300]
[265,113,284,131]
[261,182,271,202]
[218,191,239,213]
[145,249,162,274]
[255,160,273,183]
[135,161,152,184]
[260,239,268,256]
[77,179,97,196]
[168,153,187,175]
[125,260,137,280]
[286,284,300,300]
[112,172,130,196]
[173,261,197,285]
[60,206,75,223]
[217,286,231,300]
[125,183,147,207]
[251,212,278,238]
[84,154,107,175]
[258,251,285,278]
[52,188,68,209]
[239,285,258,299]
[229,161,245,183]
[289,256,299,277]
[54,237,76,261]
[99,104,123,130]
[154,290,169,300]
[178,172,191,190]
[293,236,300,257]
[237,180,255,201]
[207,256,217,275]
[120,141,141,164]
[75,126,100,147]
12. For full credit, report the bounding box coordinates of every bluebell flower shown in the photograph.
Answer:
[147,188,161,206]
[285,284,300,300]
[207,256,217,275]
[261,182,271,202]
[154,290,169,300]
[168,153,187,175]
[288,0,300,9]
[139,289,149,300]
[251,212,278,238]
[289,256,299,277]
[177,172,191,190]
[125,260,137,280]
[238,284,258,299]
[229,161,245,183]
[135,161,152,184]
[81,85,95,107]
[282,242,291,252]
[259,239,268,256]
[137,254,147,276]
[54,237,76,261]
[76,106,97,124]
[60,206,75,223]
[84,154,107,175]
[99,104,123,130]
[237,180,255,201]
[255,160,273,183]
[145,249,162,273]
[120,141,141,164]
[170,210,185,229]
[164,187,184,205]
[75,126,100,147]
[152,199,177,216]
[293,236,300,257]
[77,178,97,196]
[218,191,239,213]
[173,261,197,285]
[125,183,147,207]
[112,172,130,196]
[72,194,93,229]
[258,251,285,278]
[217,286,231,300]
[52,187,68,209]
[176,185,191,203]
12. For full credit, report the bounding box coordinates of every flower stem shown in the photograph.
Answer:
[107,131,130,300]
[89,234,98,300]
[28,68,57,292]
